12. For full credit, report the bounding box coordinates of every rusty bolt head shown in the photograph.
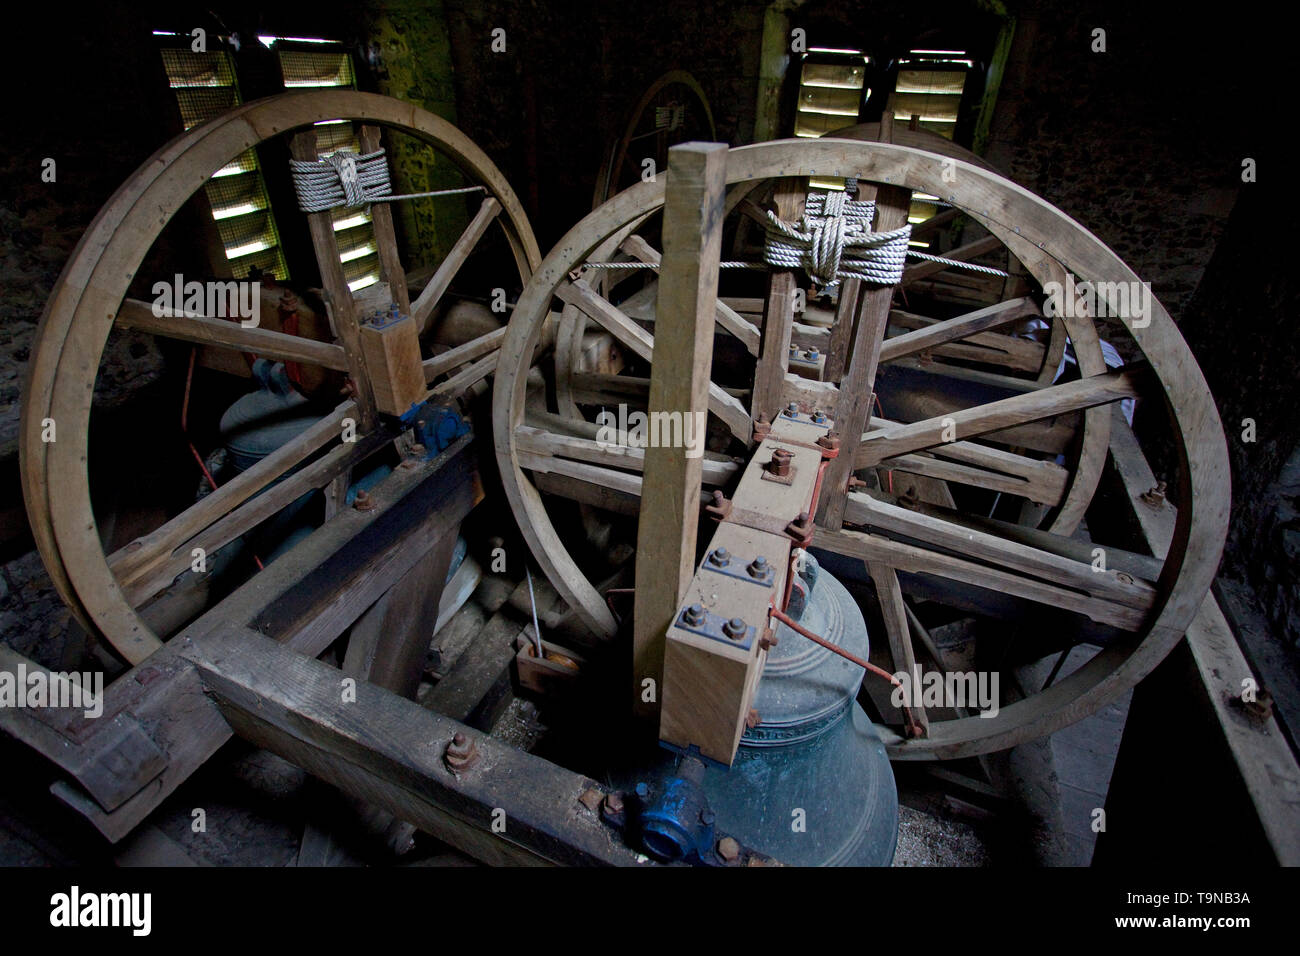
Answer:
[745,707,761,729]
[767,449,792,477]
[578,788,603,812]
[682,604,706,627]
[816,432,841,453]
[747,555,770,578]
[444,732,479,772]
[602,791,625,817]
[717,836,741,864]
[723,617,748,640]
[353,490,375,512]
[708,547,731,567]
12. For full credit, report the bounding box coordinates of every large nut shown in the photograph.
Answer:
[682,604,706,627]
[717,836,741,864]
[444,731,479,772]
[722,617,748,641]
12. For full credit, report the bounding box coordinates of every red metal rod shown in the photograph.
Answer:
[769,605,899,686]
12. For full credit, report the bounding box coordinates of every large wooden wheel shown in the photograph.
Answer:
[20,91,540,664]
[492,137,1229,758]
[593,70,717,208]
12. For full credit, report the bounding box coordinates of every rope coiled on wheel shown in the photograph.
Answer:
[762,190,912,287]
[289,148,485,214]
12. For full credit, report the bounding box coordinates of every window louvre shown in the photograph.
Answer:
[274,43,380,292]
[159,46,291,281]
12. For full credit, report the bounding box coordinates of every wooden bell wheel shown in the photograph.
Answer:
[593,70,717,208]
[492,137,1229,759]
[19,90,540,665]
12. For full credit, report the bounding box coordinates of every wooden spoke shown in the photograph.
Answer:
[515,425,739,485]
[116,299,350,370]
[618,235,761,355]
[879,297,1039,364]
[411,196,503,334]
[555,279,752,442]
[857,367,1142,467]
[818,525,1148,631]
[422,326,506,383]
[870,562,929,736]
[846,492,1156,613]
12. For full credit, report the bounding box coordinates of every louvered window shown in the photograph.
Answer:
[160,47,291,280]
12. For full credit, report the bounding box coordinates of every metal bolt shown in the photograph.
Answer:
[784,402,799,418]
[602,791,624,817]
[717,836,741,863]
[788,343,799,357]
[635,782,650,800]
[747,555,770,578]
[353,490,375,512]
[806,347,819,359]
[767,448,792,477]
[682,604,706,627]
[708,547,731,567]
[444,732,479,772]
[578,788,603,812]
[699,808,716,826]
[812,408,826,424]
[723,617,748,640]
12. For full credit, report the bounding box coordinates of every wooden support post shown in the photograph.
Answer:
[816,174,912,529]
[632,142,728,721]
[751,178,806,420]
[289,130,378,430]
[358,126,411,314]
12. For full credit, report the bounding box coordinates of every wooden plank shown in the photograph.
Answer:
[815,525,1146,630]
[116,299,350,370]
[108,402,357,587]
[411,197,502,334]
[514,425,739,486]
[422,327,506,383]
[868,562,929,735]
[818,177,912,528]
[751,178,805,419]
[633,142,728,721]
[879,297,1037,363]
[184,624,648,866]
[857,368,1143,467]
[358,126,410,314]
[289,131,378,430]
[424,610,527,731]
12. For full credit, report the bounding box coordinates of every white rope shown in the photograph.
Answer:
[762,190,912,286]
[289,148,485,213]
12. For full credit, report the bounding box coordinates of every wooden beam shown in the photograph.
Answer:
[412,197,502,334]
[857,368,1143,467]
[116,299,350,370]
[358,126,410,314]
[633,142,728,720]
[185,624,648,866]
[879,297,1037,363]
[751,178,805,419]
[289,130,378,430]
[818,175,913,528]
